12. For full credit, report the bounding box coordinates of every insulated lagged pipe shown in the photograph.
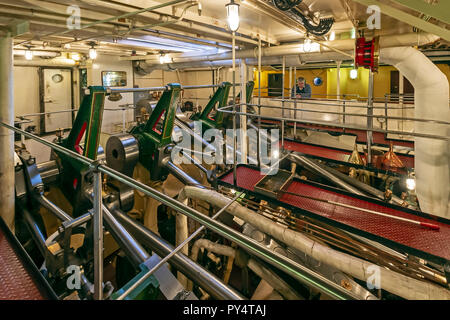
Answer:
[184,186,450,300]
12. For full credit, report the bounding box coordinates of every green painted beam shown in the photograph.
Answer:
[391,0,450,25]
[0,20,29,37]
[352,0,450,41]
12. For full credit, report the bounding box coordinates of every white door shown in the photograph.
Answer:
[43,69,72,132]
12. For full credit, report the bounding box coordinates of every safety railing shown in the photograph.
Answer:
[218,101,450,171]
[0,121,359,301]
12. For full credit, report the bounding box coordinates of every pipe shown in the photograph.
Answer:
[16,0,190,47]
[22,207,49,258]
[184,186,450,300]
[311,158,410,208]
[14,58,77,67]
[37,195,72,222]
[102,204,150,268]
[190,239,302,300]
[380,47,450,218]
[162,157,204,187]
[142,33,438,66]
[288,153,367,197]
[14,59,77,67]
[0,35,15,231]
[175,116,263,168]
[137,33,442,72]
[93,171,103,300]
[14,50,59,57]
[175,190,190,289]
[191,239,236,262]
[111,208,244,300]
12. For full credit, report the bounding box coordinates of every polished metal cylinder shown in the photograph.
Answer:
[105,134,139,177]
[37,195,71,222]
[161,157,203,187]
[37,160,60,184]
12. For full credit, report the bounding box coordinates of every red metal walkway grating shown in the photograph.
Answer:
[0,223,46,300]
[220,166,450,262]
[260,119,415,148]
[280,140,414,170]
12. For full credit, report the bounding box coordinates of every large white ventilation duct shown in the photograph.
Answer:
[380,47,449,218]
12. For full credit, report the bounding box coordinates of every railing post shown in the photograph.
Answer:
[93,167,104,300]
[342,99,346,133]
[0,34,15,231]
[384,94,388,131]
[293,66,297,137]
[366,71,374,165]
[232,31,237,186]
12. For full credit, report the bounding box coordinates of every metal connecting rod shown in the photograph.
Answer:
[112,208,243,300]
[115,191,245,300]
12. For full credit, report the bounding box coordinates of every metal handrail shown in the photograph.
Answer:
[108,83,241,94]
[218,104,450,141]
[1,122,358,300]
[250,104,450,126]
[241,103,450,126]
[271,98,416,110]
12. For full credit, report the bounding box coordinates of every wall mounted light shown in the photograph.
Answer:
[406,178,416,191]
[350,69,358,79]
[89,47,97,60]
[226,0,240,32]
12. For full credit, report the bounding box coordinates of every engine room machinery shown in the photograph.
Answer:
[2,76,450,302]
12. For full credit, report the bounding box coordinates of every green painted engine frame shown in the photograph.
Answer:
[129,83,181,178]
[242,80,255,105]
[55,86,106,210]
[191,81,254,132]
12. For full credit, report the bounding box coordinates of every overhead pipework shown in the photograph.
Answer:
[271,0,334,36]
[1,0,450,304]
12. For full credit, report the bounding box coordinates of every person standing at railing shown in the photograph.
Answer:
[291,76,312,99]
